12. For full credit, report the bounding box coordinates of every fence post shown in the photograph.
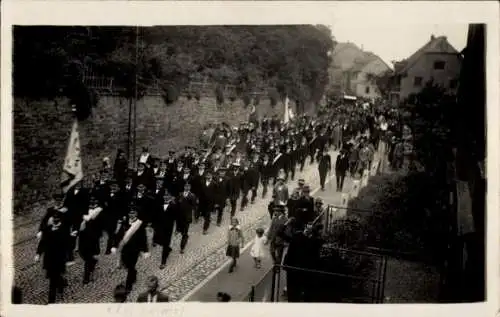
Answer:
[270,265,277,302]
[249,286,255,302]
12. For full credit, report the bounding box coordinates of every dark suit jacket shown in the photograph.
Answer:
[137,291,169,303]
[335,153,350,174]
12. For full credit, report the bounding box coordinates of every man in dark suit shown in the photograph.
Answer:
[259,153,272,199]
[296,185,315,229]
[317,147,332,191]
[63,181,90,263]
[215,168,230,226]
[176,183,197,253]
[35,211,69,303]
[266,205,288,265]
[152,191,177,269]
[112,207,149,293]
[133,162,154,192]
[78,195,103,285]
[227,163,242,218]
[199,171,217,234]
[100,180,126,254]
[335,148,350,192]
[137,275,169,302]
[247,153,261,204]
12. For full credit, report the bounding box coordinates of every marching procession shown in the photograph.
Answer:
[30,99,406,304]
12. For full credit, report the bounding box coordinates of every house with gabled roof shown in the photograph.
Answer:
[342,52,392,100]
[328,42,391,100]
[390,35,462,105]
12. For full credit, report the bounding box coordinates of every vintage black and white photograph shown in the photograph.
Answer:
[2,2,495,314]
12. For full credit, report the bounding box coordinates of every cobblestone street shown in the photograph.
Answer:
[14,150,338,304]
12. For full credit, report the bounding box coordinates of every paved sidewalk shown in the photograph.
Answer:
[183,170,356,302]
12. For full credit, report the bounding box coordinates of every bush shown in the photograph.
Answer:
[161,84,180,105]
[347,171,448,260]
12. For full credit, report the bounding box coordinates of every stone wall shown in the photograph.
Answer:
[13,95,288,215]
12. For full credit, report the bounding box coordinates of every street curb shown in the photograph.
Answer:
[179,166,338,302]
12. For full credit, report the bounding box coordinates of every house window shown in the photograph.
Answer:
[414,77,423,87]
[365,86,370,94]
[434,61,445,70]
[449,79,458,89]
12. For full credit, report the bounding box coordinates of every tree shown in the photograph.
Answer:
[14,25,336,111]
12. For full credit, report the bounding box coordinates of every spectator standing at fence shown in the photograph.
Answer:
[267,205,287,265]
[226,218,244,273]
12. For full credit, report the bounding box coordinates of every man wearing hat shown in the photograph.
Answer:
[191,162,207,222]
[214,168,230,226]
[133,162,154,192]
[295,179,305,196]
[199,171,217,234]
[266,204,288,265]
[101,180,127,254]
[296,185,315,229]
[227,163,242,218]
[247,153,261,204]
[166,151,177,174]
[259,153,273,199]
[272,170,289,206]
[112,206,149,293]
[78,195,103,285]
[174,167,192,197]
[133,183,154,225]
[176,183,197,253]
[153,191,177,269]
[239,162,252,212]
[37,193,69,242]
[35,210,69,303]
[63,181,90,263]
[335,147,350,192]
[287,188,301,219]
[123,171,136,203]
[317,147,332,191]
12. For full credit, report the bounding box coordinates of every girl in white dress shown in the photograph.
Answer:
[250,228,267,269]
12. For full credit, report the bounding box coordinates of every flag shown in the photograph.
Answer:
[284,95,290,124]
[61,120,84,193]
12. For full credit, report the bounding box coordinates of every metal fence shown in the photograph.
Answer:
[244,247,387,303]
[244,203,388,303]
[243,265,275,302]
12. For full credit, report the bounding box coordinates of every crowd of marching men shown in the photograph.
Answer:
[31,102,403,304]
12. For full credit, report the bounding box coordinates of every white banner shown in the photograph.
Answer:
[61,120,84,193]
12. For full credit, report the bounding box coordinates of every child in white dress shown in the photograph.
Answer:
[250,228,267,269]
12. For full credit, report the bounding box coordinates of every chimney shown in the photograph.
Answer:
[431,34,436,41]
